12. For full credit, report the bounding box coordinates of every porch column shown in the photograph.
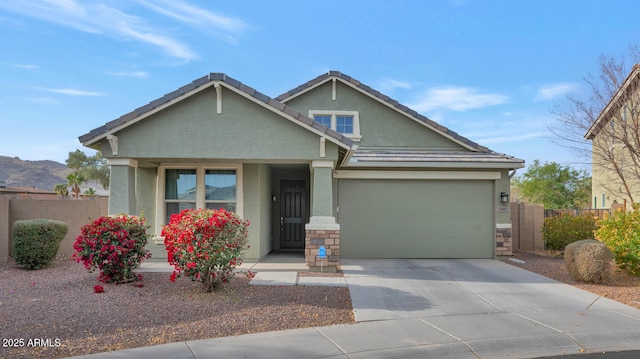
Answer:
[107,158,137,215]
[305,160,340,271]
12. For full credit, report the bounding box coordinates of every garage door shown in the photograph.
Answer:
[338,179,494,258]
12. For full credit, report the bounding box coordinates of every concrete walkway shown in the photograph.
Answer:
[69,258,640,359]
[136,253,347,287]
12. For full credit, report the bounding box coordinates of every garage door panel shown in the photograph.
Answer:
[338,179,494,259]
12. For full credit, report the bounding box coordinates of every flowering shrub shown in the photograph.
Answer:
[595,206,640,276]
[162,208,249,292]
[73,214,151,283]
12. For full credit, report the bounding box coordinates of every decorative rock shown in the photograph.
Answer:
[564,240,613,283]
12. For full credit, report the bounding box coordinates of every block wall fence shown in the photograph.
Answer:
[0,196,108,263]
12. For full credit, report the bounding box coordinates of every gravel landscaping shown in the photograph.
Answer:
[1,251,639,359]
[0,260,353,359]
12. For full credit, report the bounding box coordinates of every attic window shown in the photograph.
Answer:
[310,110,361,141]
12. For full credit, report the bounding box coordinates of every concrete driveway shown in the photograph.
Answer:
[339,258,640,358]
[71,258,640,359]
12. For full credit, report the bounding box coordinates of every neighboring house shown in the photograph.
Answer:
[585,65,640,209]
[0,185,58,199]
[79,71,524,268]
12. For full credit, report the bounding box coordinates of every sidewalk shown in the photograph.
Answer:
[136,253,347,287]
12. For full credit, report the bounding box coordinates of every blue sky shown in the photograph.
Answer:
[1,1,639,171]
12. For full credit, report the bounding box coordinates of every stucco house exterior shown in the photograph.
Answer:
[585,64,640,209]
[79,71,524,268]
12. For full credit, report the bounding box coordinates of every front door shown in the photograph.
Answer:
[279,180,306,250]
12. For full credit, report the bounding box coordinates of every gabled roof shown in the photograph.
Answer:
[277,71,490,152]
[585,64,640,140]
[79,73,353,150]
[277,71,524,169]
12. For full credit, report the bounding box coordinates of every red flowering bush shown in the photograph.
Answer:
[162,208,249,292]
[73,214,151,283]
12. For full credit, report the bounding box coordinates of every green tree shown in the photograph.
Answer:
[513,160,591,209]
[53,183,69,197]
[66,150,109,190]
[67,172,86,199]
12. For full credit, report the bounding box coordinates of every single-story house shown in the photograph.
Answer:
[79,71,524,268]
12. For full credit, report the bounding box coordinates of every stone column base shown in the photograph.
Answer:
[305,229,340,272]
[496,224,513,256]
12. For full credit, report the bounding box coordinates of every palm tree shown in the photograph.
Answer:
[83,188,97,198]
[67,172,86,199]
[53,183,69,197]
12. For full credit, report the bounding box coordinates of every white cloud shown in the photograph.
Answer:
[108,71,149,78]
[475,131,547,145]
[377,78,412,92]
[409,86,508,112]
[138,0,246,43]
[535,82,579,101]
[8,63,40,69]
[0,1,200,61]
[41,87,104,96]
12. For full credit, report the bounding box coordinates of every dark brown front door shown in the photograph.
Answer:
[280,180,305,249]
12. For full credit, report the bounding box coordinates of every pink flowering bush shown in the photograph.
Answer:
[73,214,151,283]
[162,208,249,292]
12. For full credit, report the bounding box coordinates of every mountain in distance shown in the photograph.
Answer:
[0,155,72,191]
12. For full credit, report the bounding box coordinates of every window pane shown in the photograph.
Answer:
[336,115,353,134]
[206,203,236,213]
[165,169,196,200]
[314,115,332,127]
[166,202,196,224]
[205,170,236,200]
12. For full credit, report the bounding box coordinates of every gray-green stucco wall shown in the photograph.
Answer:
[100,87,340,162]
[284,81,466,150]
[243,163,272,262]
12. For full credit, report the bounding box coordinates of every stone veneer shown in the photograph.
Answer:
[496,226,513,256]
[305,229,340,271]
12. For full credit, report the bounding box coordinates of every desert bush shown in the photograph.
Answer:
[12,219,68,270]
[542,214,597,251]
[73,214,151,283]
[595,207,640,276]
[564,239,612,283]
[162,208,249,292]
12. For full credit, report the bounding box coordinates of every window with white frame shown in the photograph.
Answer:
[162,165,241,225]
[309,110,361,141]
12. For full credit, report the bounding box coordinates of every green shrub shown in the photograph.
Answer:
[12,219,68,270]
[542,214,597,251]
[595,208,640,276]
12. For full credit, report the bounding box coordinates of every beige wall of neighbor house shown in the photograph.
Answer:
[587,65,640,208]
[0,197,108,263]
[591,133,640,208]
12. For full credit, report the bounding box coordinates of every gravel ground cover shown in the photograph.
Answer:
[0,260,353,359]
[1,251,639,359]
